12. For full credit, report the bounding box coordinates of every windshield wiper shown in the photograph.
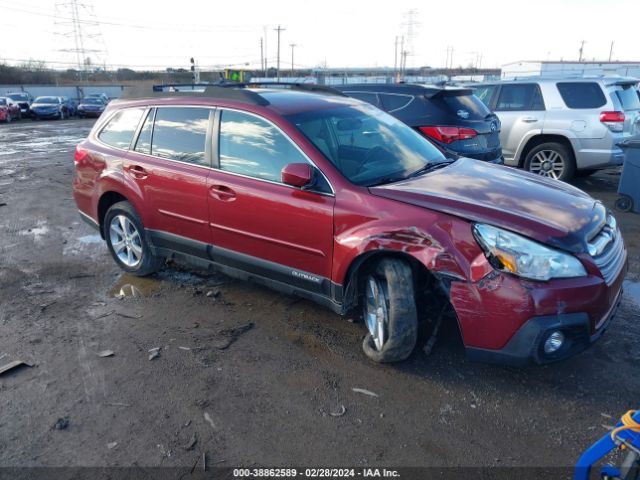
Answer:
[407,159,456,179]
[366,175,408,187]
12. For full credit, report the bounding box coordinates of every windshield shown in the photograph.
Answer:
[0,98,6,106]
[83,98,104,105]
[35,97,59,104]
[286,104,446,186]
[8,94,27,101]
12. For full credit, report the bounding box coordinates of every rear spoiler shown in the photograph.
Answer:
[604,78,639,87]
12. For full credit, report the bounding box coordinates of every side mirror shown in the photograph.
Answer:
[281,163,315,188]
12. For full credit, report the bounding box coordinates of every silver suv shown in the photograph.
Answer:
[471,77,640,181]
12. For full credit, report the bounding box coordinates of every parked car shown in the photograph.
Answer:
[0,97,21,123]
[470,76,640,181]
[30,96,69,120]
[333,83,503,163]
[73,85,626,365]
[77,97,106,118]
[84,93,110,104]
[6,92,32,117]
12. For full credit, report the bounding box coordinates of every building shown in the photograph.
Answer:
[502,61,640,79]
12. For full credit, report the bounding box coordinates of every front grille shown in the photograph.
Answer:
[590,216,626,285]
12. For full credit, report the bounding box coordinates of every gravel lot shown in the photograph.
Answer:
[0,118,639,472]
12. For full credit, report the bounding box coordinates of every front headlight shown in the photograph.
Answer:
[473,224,587,281]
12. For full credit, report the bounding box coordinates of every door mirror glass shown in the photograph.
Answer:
[281,163,314,188]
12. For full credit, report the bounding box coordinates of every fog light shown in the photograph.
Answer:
[544,331,565,354]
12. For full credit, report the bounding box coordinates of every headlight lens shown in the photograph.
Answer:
[473,224,587,281]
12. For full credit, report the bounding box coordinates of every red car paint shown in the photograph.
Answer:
[73,90,627,364]
[0,98,20,121]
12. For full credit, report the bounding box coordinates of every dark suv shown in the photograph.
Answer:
[333,83,503,163]
[73,85,626,365]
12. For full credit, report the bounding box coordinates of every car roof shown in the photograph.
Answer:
[333,83,473,98]
[473,75,640,86]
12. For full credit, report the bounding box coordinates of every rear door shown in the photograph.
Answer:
[611,83,640,137]
[125,106,213,250]
[207,108,335,294]
[493,83,546,164]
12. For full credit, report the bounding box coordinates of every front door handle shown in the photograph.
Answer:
[209,184,236,201]
[522,116,538,123]
[127,165,149,179]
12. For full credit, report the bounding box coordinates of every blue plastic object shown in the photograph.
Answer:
[574,410,640,480]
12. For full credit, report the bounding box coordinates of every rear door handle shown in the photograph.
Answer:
[522,116,538,123]
[127,165,148,179]
[209,184,236,201]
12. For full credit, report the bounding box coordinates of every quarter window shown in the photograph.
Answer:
[495,84,545,111]
[473,85,496,107]
[219,110,311,183]
[98,108,145,149]
[557,82,606,109]
[151,107,210,166]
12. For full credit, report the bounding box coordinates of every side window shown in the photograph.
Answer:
[98,108,144,149]
[473,85,496,107]
[151,107,210,166]
[219,110,312,183]
[495,84,545,111]
[379,94,413,112]
[346,92,381,108]
[134,109,154,155]
[557,82,607,109]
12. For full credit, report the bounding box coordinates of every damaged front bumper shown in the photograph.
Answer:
[465,289,622,366]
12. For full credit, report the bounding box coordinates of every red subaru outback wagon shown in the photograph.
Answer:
[73,85,627,365]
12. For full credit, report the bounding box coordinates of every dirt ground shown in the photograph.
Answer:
[0,119,639,472]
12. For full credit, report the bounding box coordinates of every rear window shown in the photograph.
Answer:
[616,86,640,111]
[495,84,545,111]
[98,108,145,149]
[379,94,413,112]
[473,85,496,107]
[436,92,491,120]
[345,92,381,108]
[556,82,606,109]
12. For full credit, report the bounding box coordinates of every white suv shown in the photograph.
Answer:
[472,77,640,181]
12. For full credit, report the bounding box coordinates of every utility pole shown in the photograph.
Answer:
[399,36,404,80]
[394,36,398,81]
[289,43,297,77]
[274,25,286,82]
[260,37,264,76]
[263,26,268,77]
[609,41,614,62]
[579,40,585,62]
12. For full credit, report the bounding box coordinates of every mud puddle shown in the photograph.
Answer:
[109,274,163,298]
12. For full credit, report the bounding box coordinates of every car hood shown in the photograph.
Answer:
[370,158,607,253]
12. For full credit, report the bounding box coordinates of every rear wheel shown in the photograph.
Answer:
[361,258,418,363]
[104,201,164,276]
[524,142,575,181]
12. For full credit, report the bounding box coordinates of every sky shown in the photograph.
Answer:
[0,0,638,71]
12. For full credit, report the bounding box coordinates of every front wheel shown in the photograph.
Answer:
[104,201,164,276]
[524,142,576,181]
[615,195,634,213]
[361,258,418,363]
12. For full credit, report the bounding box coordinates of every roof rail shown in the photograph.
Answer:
[120,84,270,106]
[244,82,345,96]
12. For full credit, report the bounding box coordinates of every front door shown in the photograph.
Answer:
[207,108,335,295]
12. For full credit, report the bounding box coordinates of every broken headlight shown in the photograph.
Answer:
[473,224,587,281]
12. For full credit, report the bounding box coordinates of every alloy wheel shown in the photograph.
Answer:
[109,215,143,268]
[529,150,565,179]
[364,276,389,351]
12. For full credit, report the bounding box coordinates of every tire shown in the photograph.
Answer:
[104,201,164,277]
[524,142,576,181]
[615,195,633,213]
[361,258,418,363]
[59,110,65,120]
[17,111,22,120]
[6,113,11,123]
